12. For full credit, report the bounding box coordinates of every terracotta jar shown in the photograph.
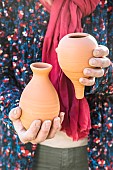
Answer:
[56,33,98,99]
[19,62,60,129]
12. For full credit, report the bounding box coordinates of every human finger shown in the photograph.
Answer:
[14,120,42,144]
[79,77,95,86]
[9,107,22,122]
[9,107,42,143]
[89,57,111,68]
[83,68,104,78]
[47,112,65,139]
[93,45,109,57]
[59,112,65,124]
[31,120,52,144]
[47,117,61,139]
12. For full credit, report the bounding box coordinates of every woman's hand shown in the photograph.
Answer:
[9,107,65,144]
[79,45,111,86]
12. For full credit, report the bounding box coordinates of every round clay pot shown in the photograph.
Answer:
[56,33,98,99]
[19,62,60,129]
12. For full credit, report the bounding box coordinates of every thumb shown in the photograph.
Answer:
[9,107,22,122]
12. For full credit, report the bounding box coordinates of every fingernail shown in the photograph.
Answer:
[90,59,97,66]
[35,120,41,127]
[79,78,86,84]
[45,121,51,129]
[79,78,83,83]
[93,50,99,56]
[61,112,65,117]
[84,69,91,75]
[14,109,17,115]
[55,118,60,127]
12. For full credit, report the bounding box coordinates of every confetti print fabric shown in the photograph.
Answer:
[0,0,113,169]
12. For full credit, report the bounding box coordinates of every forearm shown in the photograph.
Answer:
[0,74,22,129]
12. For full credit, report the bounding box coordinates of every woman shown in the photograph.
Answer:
[0,0,112,169]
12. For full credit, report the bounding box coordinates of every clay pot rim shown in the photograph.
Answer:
[30,62,52,71]
[66,32,90,39]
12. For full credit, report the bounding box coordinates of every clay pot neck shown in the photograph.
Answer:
[30,62,52,77]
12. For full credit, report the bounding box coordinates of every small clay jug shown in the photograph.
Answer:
[56,33,98,99]
[19,62,60,129]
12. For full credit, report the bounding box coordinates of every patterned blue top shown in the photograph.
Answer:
[0,0,113,169]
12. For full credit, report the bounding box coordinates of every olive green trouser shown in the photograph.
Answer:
[32,144,89,170]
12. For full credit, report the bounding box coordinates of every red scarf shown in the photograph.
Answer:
[40,0,100,140]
